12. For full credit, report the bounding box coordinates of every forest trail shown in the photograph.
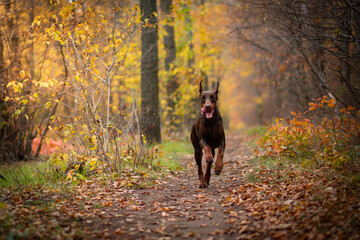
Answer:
[89,134,260,239]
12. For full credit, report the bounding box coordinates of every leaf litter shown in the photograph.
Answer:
[1,134,360,239]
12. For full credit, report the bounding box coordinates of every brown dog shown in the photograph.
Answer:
[190,81,226,188]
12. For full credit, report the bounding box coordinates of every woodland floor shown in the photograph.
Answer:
[1,134,360,239]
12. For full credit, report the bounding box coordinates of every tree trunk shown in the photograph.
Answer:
[140,0,161,144]
[160,0,178,130]
[6,0,20,69]
[160,0,176,72]
[4,0,25,161]
[184,3,195,68]
[29,0,35,81]
[180,2,197,130]
[0,31,5,84]
[0,30,6,162]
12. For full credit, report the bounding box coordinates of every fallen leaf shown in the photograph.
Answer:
[227,218,237,224]
[0,202,7,209]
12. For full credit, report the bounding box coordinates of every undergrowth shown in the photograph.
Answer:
[256,96,360,180]
[0,161,60,188]
[0,137,190,189]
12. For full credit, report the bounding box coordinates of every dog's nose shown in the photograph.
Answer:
[205,100,212,109]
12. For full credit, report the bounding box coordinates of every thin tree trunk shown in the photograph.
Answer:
[29,0,35,81]
[24,0,37,159]
[35,42,68,157]
[160,0,176,72]
[184,3,194,68]
[183,2,196,129]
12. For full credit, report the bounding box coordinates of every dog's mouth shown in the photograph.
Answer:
[201,107,214,119]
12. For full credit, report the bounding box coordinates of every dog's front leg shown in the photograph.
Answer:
[195,147,207,188]
[204,148,215,185]
[215,135,225,175]
[200,139,213,186]
[201,140,213,164]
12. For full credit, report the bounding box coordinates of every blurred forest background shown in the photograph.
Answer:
[1,0,359,165]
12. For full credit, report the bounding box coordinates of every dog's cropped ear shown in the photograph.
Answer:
[199,80,203,98]
[214,82,219,96]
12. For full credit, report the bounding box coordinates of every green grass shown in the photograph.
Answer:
[245,125,268,137]
[159,138,193,171]
[242,125,268,148]
[0,160,59,188]
[246,172,260,183]
[246,156,282,183]
[257,156,281,170]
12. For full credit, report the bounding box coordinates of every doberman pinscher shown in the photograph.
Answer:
[191,80,226,188]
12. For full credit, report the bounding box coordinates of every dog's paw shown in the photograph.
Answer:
[205,154,213,164]
[199,182,208,188]
[214,165,222,175]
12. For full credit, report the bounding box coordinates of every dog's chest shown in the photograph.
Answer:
[203,121,221,147]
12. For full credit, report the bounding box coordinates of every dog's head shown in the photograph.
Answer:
[199,80,219,119]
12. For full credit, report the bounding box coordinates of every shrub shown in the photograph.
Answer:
[257,96,360,172]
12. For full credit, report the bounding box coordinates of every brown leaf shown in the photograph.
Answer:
[227,218,237,224]
[238,226,247,234]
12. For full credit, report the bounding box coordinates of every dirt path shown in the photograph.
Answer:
[89,134,257,239]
